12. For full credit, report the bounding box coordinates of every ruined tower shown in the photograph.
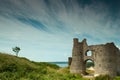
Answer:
[69,38,120,77]
[70,38,84,74]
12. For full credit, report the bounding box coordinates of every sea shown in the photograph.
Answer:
[49,62,68,67]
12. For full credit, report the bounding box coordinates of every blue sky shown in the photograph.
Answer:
[0,0,120,62]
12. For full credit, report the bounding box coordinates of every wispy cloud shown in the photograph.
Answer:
[0,0,120,61]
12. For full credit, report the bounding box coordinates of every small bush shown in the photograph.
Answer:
[32,62,60,69]
[114,76,120,80]
[0,63,18,72]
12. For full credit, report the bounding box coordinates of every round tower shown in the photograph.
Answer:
[70,38,84,74]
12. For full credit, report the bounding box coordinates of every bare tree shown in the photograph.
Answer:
[12,46,20,56]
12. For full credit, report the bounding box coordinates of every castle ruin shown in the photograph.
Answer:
[69,38,120,77]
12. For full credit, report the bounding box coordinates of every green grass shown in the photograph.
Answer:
[0,53,86,80]
[0,52,120,80]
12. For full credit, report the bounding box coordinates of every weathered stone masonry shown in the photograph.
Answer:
[69,38,120,77]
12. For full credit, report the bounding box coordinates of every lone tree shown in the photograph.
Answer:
[12,46,20,56]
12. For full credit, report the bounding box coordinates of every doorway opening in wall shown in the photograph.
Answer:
[85,59,94,75]
[85,50,92,56]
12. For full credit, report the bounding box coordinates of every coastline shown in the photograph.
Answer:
[49,62,68,67]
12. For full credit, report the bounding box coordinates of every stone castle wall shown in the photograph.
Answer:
[69,38,120,77]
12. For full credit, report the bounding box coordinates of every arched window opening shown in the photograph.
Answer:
[85,59,95,75]
[86,50,92,56]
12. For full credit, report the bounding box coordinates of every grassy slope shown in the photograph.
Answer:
[0,53,120,80]
[0,53,85,80]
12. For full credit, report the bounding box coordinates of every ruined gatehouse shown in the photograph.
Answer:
[69,38,120,77]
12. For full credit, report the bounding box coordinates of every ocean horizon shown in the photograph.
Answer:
[49,62,68,67]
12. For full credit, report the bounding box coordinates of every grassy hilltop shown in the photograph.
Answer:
[0,52,120,80]
[0,53,84,80]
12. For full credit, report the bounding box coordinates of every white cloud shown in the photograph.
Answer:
[0,0,120,61]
